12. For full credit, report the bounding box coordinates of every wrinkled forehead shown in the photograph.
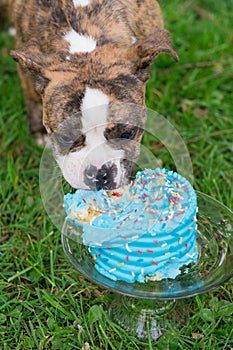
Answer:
[44,81,146,133]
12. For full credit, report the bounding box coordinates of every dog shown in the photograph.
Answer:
[8,0,178,190]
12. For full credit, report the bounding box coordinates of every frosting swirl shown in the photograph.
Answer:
[64,168,198,282]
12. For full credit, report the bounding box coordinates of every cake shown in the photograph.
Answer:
[64,168,198,283]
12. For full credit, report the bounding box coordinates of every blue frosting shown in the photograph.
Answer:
[64,168,198,283]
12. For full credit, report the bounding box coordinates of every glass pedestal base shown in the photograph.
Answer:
[109,296,187,340]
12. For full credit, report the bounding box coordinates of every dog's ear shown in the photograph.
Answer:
[11,39,54,94]
[127,30,179,81]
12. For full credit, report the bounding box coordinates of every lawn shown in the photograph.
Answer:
[0,0,233,349]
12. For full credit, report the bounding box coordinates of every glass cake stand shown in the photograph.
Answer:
[61,192,233,340]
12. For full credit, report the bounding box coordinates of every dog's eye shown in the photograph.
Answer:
[55,133,85,149]
[105,126,139,143]
[120,128,137,140]
[56,134,74,145]
[72,134,86,148]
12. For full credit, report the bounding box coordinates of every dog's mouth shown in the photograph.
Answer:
[55,150,136,190]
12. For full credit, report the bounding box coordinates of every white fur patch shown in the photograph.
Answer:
[64,29,96,54]
[56,87,125,189]
[131,36,137,44]
[81,87,109,132]
[8,27,16,36]
[73,0,90,6]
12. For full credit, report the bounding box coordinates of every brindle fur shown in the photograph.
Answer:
[9,0,178,135]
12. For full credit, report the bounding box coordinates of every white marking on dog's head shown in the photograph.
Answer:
[64,29,96,54]
[73,0,90,7]
[81,87,109,132]
[131,36,137,44]
[55,87,125,189]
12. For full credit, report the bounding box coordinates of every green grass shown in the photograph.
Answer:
[0,1,233,349]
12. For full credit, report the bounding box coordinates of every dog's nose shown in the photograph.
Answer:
[84,163,117,190]
[96,164,117,190]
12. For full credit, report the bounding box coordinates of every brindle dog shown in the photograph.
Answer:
[9,0,178,189]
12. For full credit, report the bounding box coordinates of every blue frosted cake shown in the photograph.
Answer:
[64,168,198,283]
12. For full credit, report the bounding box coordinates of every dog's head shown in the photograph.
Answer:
[11,30,178,189]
